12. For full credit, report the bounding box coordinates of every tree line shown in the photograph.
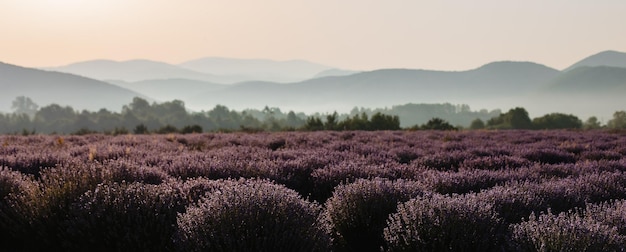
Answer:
[467,107,626,130]
[301,107,626,131]
[1,96,625,135]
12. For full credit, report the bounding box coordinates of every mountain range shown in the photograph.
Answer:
[0,62,148,113]
[182,61,559,113]
[44,58,338,84]
[2,50,626,122]
[564,50,626,72]
[178,57,337,83]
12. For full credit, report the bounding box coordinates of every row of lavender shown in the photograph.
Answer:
[1,130,626,251]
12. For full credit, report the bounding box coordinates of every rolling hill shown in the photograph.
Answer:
[546,66,626,92]
[6,50,625,121]
[43,59,239,83]
[564,50,626,71]
[178,57,333,83]
[45,58,340,84]
[0,62,149,113]
[109,79,228,102]
[185,61,560,113]
[516,65,626,121]
[312,68,360,79]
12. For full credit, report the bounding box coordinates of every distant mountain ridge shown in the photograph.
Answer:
[179,57,333,83]
[44,58,338,84]
[43,59,235,83]
[0,61,149,113]
[564,50,626,71]
[547,66,626,92]
[3,50,625,121]
[185,61,561,113]
[312,68,360,79]
[109,79,228,102]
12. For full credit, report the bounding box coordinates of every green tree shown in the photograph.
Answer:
[0,113,33,134]
[325,112,339,130]
[153,100,188,128]
[133,124,149,134]
[583,116,602,130]
[486,116,505,129]
[34,104,77,133]
[123,97,151,118]
[94,109,123,132]
[285,111,304,128]
[181,125,203,134]
[469,118,485,130]
[607,111,626,129]
[208,105,238,130]
[303,117,324,131]
[532,113,582,129]
[343,113,370,130]
[506,107,533,129]
[419,118,457,130]
[156,125,178,134]
[11,96,39,119]
[370,112,400,130]
[487,107,532,129]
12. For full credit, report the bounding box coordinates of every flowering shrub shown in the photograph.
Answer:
[511,210,625,251]
[310,162,418,202]
[106,160,172,185]
[420,168,524,195]
[520,148,577,164]
[324,178,424,251]
[178,177,225,205]
[11,163,112,250]
[175,179,331,252]
[0,150,72,178]
[383,194,506,252]
[477,172,626,225]
[390,147,421,164]
[584,200,626,235]
[0,167,33,204]
[61,182,185,251]
[460,155,531,170]
[0,167,39,249]
[582,150,623,161]
[0,130,625,250]
[417,151,468,171]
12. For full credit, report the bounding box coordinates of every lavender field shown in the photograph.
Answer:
[1,130,626,251]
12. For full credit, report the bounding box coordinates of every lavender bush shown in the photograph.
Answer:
[383,193,506,252]
[584,200,626,236]
[0,130,625,250]
[511,210,625,251]
[324,178,425,252]
[478,171,626,224]
[61,182,185,251]
[174,179,332,252]
[13,163,112,250]
[0,167,39,249]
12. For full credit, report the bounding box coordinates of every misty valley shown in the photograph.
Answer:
[1,50,626,125]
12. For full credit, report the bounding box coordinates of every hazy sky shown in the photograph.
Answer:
[1,0,625,71]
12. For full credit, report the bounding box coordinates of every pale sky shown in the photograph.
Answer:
[1,0,625,71]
